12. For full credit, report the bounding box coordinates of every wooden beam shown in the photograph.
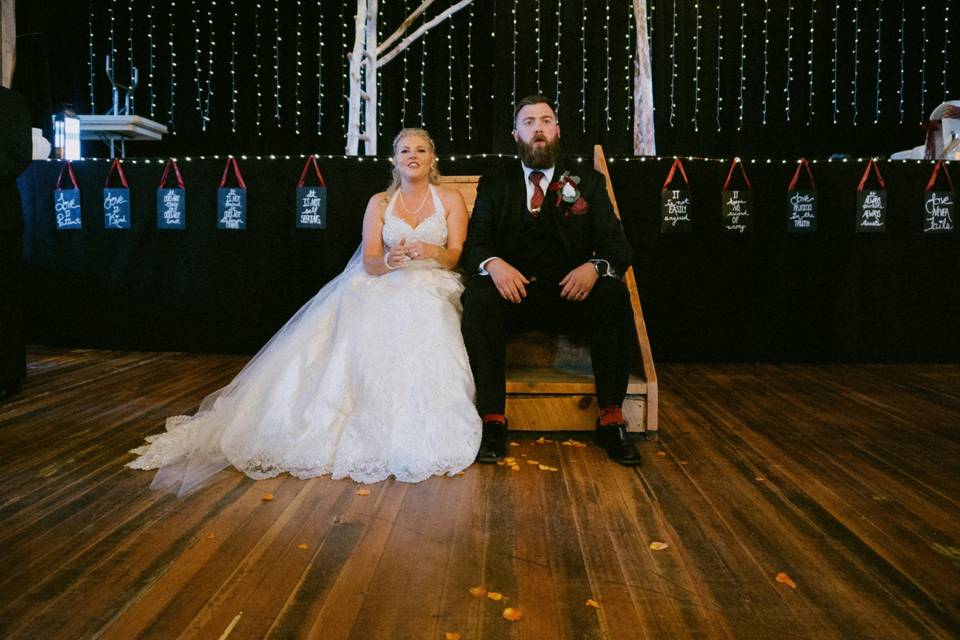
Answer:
[0,0,15,88]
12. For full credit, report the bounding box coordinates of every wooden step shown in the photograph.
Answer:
[505,366,647,395]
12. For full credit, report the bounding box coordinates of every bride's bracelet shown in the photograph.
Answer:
[384,252,397,270]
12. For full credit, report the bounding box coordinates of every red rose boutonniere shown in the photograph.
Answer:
[548,171,590,217]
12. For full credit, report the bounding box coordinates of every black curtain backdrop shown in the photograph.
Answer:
[15,0,957,158]
[19,157,960,362]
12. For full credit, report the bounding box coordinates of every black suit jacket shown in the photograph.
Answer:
[0,87,33,233]
[462,159,633,277]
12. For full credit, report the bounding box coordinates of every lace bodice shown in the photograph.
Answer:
[381,185,448,250]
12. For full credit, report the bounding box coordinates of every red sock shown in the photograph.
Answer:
[482,413,506,425]
[599,406,624,426]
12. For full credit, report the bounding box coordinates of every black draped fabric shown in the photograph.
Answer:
[18,156,960,362]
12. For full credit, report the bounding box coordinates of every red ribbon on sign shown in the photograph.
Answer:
[925,160,955,192]
[297,155,327,187]
[857,158,887,191]
[159,158,185,189]
[788,158,816,191]
[219,156,247,189]
[55,160,79,190]
[721,158,753,191]
[104,158,129,188]
[661,158,690,191]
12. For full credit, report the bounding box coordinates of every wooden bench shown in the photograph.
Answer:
[439,145,658,436]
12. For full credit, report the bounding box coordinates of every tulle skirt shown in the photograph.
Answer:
[127,253,482,496]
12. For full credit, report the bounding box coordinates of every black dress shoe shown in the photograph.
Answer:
[475,420,508,463]
[596,421,642,467]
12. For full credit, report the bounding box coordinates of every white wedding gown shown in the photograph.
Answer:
[128,185,482,495]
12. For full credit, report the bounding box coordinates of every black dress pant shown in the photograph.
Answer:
[461,276,635,415]
[0,232,25,390]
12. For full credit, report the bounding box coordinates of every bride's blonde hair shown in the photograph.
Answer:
[387,128,441,198]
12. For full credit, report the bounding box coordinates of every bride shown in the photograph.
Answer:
[128,128,482,495]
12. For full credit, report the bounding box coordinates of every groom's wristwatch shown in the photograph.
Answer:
[590,259,616,278]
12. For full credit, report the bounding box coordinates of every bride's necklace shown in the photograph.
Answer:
[399,187,431,217]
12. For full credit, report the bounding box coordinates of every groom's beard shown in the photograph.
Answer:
[516,135,561,169]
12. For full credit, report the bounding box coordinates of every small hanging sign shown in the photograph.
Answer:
[54,160,82,230]
[157,158,186,230]
[660,158,692,233]
[217,156,247,230]
[295,155,328,229]
[786,158,817,233]
[856,159,887,233]
[720,158,753,234]
[103,159,131,229]
[922,160,955,233]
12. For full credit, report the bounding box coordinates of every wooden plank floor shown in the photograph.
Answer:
[1,348,958,639]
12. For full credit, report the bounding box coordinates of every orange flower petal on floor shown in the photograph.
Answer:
[468,586,488,597]
[562,439,587,448]
[585,599,601,609]
[356,488,370,496]
[502,607,524,621]
[486,591,504,601]
[509,441,520,447]
[445,633,461,640]
[649,541,669,550]
[775,572,797,589]
[656,451,667,457]
[535,436,552,444]
[206,533,216,540]
[511,465,520,471]
[538,464,559,471]
[261,493,274,501]
[504,457,516,464]
[297,543,309,549]
[526,459,540,465]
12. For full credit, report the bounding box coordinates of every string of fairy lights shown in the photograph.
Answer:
[82,0,958,146]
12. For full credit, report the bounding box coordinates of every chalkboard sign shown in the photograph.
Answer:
[856,190,887,232]
[721,158,753,233]
[660,158,692,233]
[157,159,186,230]
[922,161,955,233]
[296,156,328,229]
[721,189,753,233]
[103,159,131,229]
[786,159,817,232]
[856,160,887,233]
[54,161,82,230]
[217,157,247,230]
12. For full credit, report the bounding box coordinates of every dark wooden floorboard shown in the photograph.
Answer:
[0,349,958,639]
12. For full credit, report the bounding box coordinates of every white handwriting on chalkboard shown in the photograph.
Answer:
[55,192,81,227]
[299,188,325,225]
[219,189,245,228]
[104,192,129,228]
[663,190,691,226]
[163,190,183,224]
[925,193,955,230]
[789,192,815,227]
[860,190,884,226]
[724,191,750,230]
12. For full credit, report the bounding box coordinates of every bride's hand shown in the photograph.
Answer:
[405,240,437,261]
[385,240,410,268]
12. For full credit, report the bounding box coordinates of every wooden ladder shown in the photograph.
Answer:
[438,146,658,436]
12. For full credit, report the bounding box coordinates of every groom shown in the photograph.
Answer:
[461,95,641,466]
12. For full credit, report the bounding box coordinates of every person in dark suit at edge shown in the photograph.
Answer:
[460,95,641,466]
[0,85,33,399]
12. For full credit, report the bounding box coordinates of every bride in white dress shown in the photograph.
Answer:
[128,129,482,495]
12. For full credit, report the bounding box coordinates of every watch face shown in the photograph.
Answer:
[594,262,603,275]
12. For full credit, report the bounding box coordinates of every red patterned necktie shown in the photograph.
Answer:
[529,170,545,216]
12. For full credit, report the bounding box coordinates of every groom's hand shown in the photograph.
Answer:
[559,263,600,301]
[486,259,529,303]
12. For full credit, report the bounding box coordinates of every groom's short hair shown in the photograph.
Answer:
[513,95,557,124]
